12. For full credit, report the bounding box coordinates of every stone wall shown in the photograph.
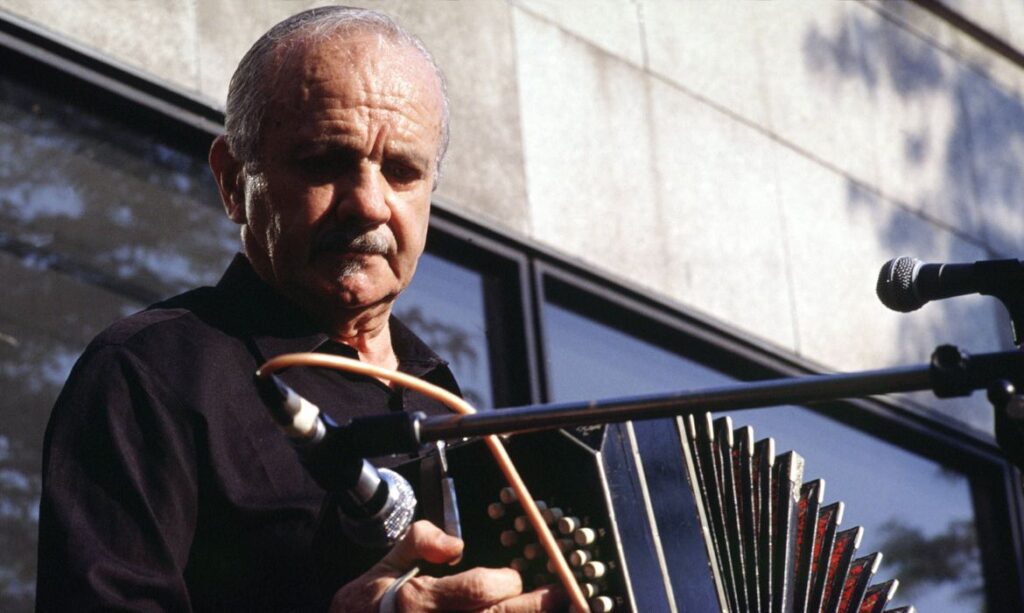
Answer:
[3,0,1022,430]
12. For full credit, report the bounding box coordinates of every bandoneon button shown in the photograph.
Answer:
[574,527,597,545]
[542,507,564,524]
[582,560,606,579]
[557,516,581,535]
[569,549,591,567]
[500,530,518,547]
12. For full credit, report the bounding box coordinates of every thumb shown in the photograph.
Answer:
[379,520,463,572]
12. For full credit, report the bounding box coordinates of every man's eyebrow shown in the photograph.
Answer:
[293,138,358,155]
[290,138,433,169]
[387,149,431,169]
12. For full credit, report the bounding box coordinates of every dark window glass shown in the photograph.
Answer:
[542,298,983,612]
[0,73,235,611]
[396,252,495,409]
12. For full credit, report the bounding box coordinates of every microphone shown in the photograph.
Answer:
[876,256,1024,313]
[259,374,416,548]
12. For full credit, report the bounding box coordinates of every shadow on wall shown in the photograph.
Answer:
[804,7,1021,362]
[804,5,1024,257]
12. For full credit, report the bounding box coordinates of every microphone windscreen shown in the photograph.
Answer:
[876,256,922,312]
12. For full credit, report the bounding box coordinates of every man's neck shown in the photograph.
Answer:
[329,308,400,380]
[335,322,396,366]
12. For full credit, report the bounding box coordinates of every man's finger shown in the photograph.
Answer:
[479,584,567,613]
[399,567,524,611]
[380,520,464,572]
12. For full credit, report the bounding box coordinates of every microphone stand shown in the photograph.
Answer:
[337,345,1024,469]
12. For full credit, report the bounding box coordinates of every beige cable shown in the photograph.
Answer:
[257,352,590,612]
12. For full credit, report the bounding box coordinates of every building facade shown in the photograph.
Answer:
[1,1,1022,611]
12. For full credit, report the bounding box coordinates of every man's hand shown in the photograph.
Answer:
[329,520,565,612]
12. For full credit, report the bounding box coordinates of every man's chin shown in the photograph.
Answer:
[318,279,397,311]
[285,263,399,312]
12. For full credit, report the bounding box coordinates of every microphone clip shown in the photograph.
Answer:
[972,260,1024,348]
[928,345,1024,398]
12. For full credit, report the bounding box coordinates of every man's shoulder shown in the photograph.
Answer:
[92,286,225,351]
[66,285,254,407]
[83,286,252,383]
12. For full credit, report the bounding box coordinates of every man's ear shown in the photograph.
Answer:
[209,135,247,223]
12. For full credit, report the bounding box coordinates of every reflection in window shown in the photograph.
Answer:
[397,252,494,409]
[543,300,983,612]
[0,74,235,611]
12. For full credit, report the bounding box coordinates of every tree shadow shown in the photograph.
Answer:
[803,8,1021,426]
[804,5,1024,258]
[393,304,486,409]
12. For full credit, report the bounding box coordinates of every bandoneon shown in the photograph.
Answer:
[440,413,911,613]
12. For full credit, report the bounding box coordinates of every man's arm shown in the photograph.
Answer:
[36,344,198,611]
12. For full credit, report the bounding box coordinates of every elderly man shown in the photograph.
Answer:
[37,7,559,612]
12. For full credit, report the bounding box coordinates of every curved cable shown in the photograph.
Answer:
[257,352,589,612]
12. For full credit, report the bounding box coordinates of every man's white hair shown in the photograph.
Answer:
[224,6,450,177]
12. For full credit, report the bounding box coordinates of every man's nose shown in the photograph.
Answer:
[338,163,390,226]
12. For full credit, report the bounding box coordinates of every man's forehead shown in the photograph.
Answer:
[271,32,438,98]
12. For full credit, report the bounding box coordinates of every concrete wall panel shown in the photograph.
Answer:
[647,76,796,351]
[513,7,666,292]
[958,67,1024,258]
[758,3,882,201]
[938,0,1024,54]
[642,0,773,129]
[866,13,982,238]
[196,0,302,108]
[0,0,199,93]
[513,0,644,67]
[870,1,1024,131]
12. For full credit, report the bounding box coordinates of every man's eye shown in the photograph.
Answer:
[298,152,355,180]
[382,161,421,184]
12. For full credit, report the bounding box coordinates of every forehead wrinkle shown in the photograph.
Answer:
[302,82,439,140]
[294,110,432,169]
[305,102,428,140]
[299,71,433,110]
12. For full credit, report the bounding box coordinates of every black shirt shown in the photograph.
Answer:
[36,254,460,611]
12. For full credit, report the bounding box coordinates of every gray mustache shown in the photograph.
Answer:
[315,229,392,255]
